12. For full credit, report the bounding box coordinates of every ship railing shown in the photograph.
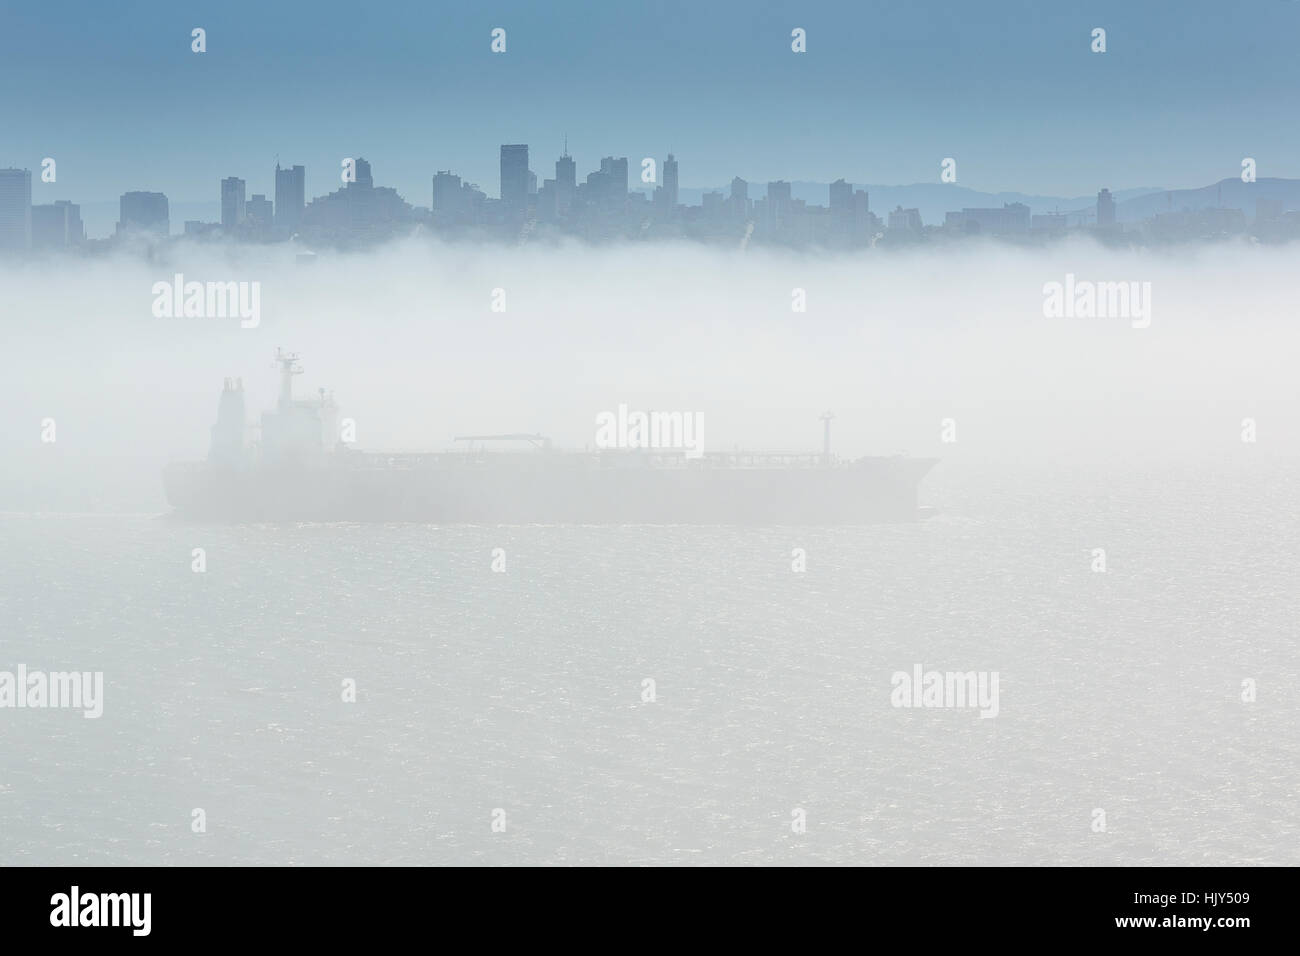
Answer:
[336,449,845,470]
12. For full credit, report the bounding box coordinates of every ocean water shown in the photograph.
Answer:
[1,458,1296,866]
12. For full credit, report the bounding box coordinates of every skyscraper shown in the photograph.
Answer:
[829,179,852,214]
[0,167,33,250]
[555,149,576,216]
[117,191,169,237]
[275,163,306,234]
[663,153,679,209]
[353,157,373,188]
[432,170,473,226]
[500,145,530,215]
[600,157,628,205]
[31,200,83,248]
[766,180,792,226]
[246,193,273,229]
[1097,188,1116,226]
[221,177,246,229]
[829,178,853,234]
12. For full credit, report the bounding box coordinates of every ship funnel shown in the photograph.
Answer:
[820,411,835,465]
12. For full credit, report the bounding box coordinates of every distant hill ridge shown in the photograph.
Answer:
[675,178,1300,224]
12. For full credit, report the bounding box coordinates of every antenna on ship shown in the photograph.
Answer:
[273,347,302,409]
[820,411,835,466]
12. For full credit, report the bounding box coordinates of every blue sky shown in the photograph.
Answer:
[4,0,1299,208]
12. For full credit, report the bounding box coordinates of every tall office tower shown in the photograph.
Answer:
[221,177,247,228]
[555,151,576,191]
[555,149,576,215]
[0,167,33,250]
[599,157,628,204]
[432,170,466,225]
[500,145,530,214]
[1097,188,1116,226]
[246,193,273,228]
[31,200,83,247]
[729,176,750,220]
[766,180,792,225]
[852,189,871,235]
[117,191,169,237]
[353,157,373,188]
[662,153,679,208]
[829,179,852,214]
[275,163,306,233]
[829,178,853,233]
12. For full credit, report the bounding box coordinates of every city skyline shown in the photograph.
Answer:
[4,141,1300,248]
[5,0,1300,209]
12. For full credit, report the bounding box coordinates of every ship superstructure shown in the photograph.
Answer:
[164,353,936,524]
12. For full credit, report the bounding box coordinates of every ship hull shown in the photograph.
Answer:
[163,456,937,524]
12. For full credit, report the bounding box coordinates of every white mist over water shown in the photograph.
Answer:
[1,239,1297,864]
[2,237,1296,511]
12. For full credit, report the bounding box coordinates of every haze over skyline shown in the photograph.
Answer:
[5,0,1300,208]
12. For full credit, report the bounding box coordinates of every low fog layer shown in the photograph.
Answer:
[2,237,1296,511]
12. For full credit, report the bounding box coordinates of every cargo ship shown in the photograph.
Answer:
[163,351,937,524]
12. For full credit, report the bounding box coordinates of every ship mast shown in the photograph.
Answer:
[274,348,302,410]
[820,411,835,465]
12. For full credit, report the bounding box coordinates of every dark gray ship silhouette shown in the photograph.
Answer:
[163,351,937,523]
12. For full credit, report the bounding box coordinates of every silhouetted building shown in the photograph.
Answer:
[301,157,416,241]
[944,203,1030,235]
[663,153,679,209]
[221,177,246,229]
[555,150,576,216]
[0,167,33,249]
[275,163,306,233]
[1255,197,1283,223]
[1097,188,1116,226]
[599,157,629,209]
[246,193,273,230]
[766,180,791,226]
[500,145,530,215]
[184,221,221,237]
[829,178,853,236]
[1031,212,1068,234]
[888,206,922,232]
[31,200,83,248]
[353,157,373,188]
[432,170,463,225]
[117,191,169,237]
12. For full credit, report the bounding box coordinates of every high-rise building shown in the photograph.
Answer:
[555,150,576,216]
[555,152,576,192]
[500,145,530,214]
[275,163,306,233]
[663,153,679,209]
[353,158,373,188]
[729,177,750,221]
[221,177,246,229]
[432,170,464,225]
[32,200,83,248]
[246,193,273,229]
[829,178,853,235]
[0,167,33,250]
[829,179,853,215]
[888,206,923,232]
[766,180,792,226]
[1097,188,1116,226]
[117,191,169,237]
[600,157,628,206]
